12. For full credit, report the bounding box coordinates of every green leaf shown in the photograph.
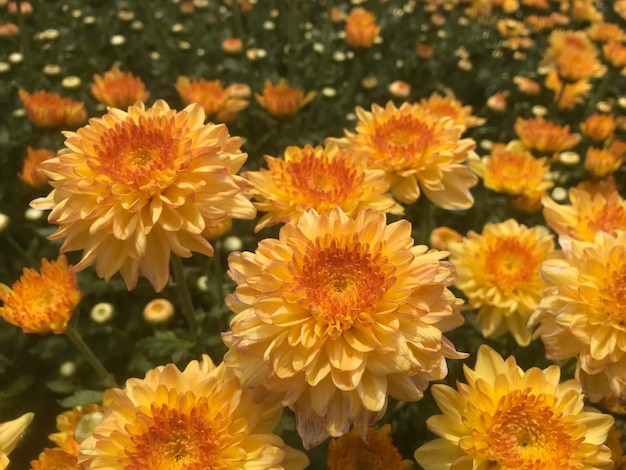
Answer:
[45,379,78,394]
[136,331,195,362]
[0,375,34,399]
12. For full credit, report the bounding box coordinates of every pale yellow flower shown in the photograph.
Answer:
[0,412,34,469]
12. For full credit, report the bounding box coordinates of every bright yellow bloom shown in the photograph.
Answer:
[49,405,105,456]
[31,100,256,292]
[175,76,250,122]
[90,66,150,109]
[328,101,478,208]
[0,255,81,334]
[18,147,54,188]
[18,89,86,128]
[30,448,80,470]
[254,78,315,117]
[327,424,413,470]
[78,356,308,469]
[449,219,555,346]
[245,144,403,232]
[514,116,582,154]
[344,7,380,49]
[542,186,626,241]
[0,412,34,470]
[414,345,615,470]
[530,231,626,405]
[418,92,485,131]
[223,208,466,448]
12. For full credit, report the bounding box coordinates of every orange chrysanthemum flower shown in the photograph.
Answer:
[581,113,616,143]
[175,76,250,122]
[18,89,86,128]
[223,208,466,448]
[587,22,626,43]
[90,66,150,109]
[414,345,615,470]
[31,448,80,470]
[555,49,606,82]
[542,186,626,241]
[31,100,256,292]
[245,144,403,232]
[585,147,623,179]
[429,226,463,251]
[418,91,485,131]
[328,101,478,208]
[0,255,81,334]
[514,116,582,154]
[544,70,592,110]
[604,41,626,71]
[49,405,105,456]
[344,7,380,49]
[18,147,55,188]
[470,142,553,198]
[78,356,309,469]
[530,231,626,405]
[543,29,597,65]
[448,219,555,346]
[254,78,316,117]
[327,424,413,470]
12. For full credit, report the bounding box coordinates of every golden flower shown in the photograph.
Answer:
[470,142,553,198]
[603,41,626,71]
[587,22,626,43]
[448,219,555,346]
[0,255,80,334]
[143,298,175,324]
[414,345,615,470]
[543,29,597,66]
[175,76,250,122]
[78,356,309,469]
[90,66,150,109]
[18,147,55,188]
[581,113,617,142]
[344,7,380,49]
[514,116,582,154]
[542,186,626,241]
[254,78,315,117]
[585,147,623,179]
[388,80,411,98]
[418,91,485,130]
[223,208,466,448]
[221,37,243,54]
[30,448,80,470]
[544,69,592,110]
[0,412,34,469]
[328,101,478,208]
[524,14,557,32]
[530,231,626,405]
[429,226,463,251]
[18,89,86,128]
[31,100,256,292]
[327,424,413,470]
[556,49,606,82]
[49,405,105,456]
[245,144,403,232]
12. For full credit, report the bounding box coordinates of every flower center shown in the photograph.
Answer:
[586,201,626,235]
[601,262,626,330]
[122,396,233,470]
[92,116,183,196]
[370,114,434,169]
[485,389,584,469]
[295,236,394,337]
[484,237,537,291]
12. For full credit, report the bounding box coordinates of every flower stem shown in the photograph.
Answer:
[230,0,245,39]
[170,255,199,345]
[14,0,33,88]
[287,0,299,84]
[65,325,116,388]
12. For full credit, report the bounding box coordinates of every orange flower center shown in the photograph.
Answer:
[485,390,584,469]
[585,199,626,234]
[92,116,183,195]
[122,397,238,469]
[369,114,434,169]
[601,264,626,330]
[295,237,394,337]
[484,237,537,291]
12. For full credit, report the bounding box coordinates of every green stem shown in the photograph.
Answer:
[170,255,199,345]
[212,241,224,304]
[65,325,116,388]
[287,0,299,84]
[14,0,33,88]
[230,0,245,39]
[313,0,334,86]
[583,69,615,119]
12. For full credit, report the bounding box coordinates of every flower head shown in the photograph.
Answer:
[328,101,478,208]
[79,356,309,469]
[581,113,616,143]
[530,231,626,405]
[414,345,614,470]
[49,405,105,456]
[514,116,581,154]
[344,8,380,49]
[254,78,315,117]
[419,92,485,130]
[544,70,592,110]
[18,89,86,128]
[0,255,81,334]
[31,100,256,292]
[30,447,80,470]
[0,412,34,469]
[18,147,55,188]
[245,144,403,232]
[90,66,150,109]
[449,219,555,346]
[327,424,413,470]
[223,208,466,448]
[175,77,250,122]
[585,147,623,179]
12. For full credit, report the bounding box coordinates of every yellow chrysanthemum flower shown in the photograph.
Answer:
[328,101,478,208]
[418,91,485,131]
[254,78,316,117]
[31,100,256,292]
[514,116,582,154]
[31,447,80,470]
[327,424,413,470]
[90,66,150,109]
[0,412,34,470]
[414,345,615,470]
[223,208,466,448]
[78,355,309,469]
[448,219,556,346]
[542,186,626,241]
[0,255,81,334]
[530,231,626,406]
[245,144,403,232]
[49,405,105,456]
